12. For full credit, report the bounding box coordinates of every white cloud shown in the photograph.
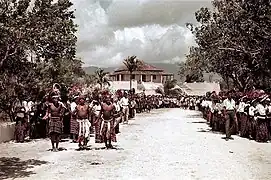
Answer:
[71,0,212,67]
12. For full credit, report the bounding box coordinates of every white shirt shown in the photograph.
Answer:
[201,100,207,107]
[113,102,121,112]
[208,101,213,108]
[249,106,256,116]
[210,102,215,113]
[130,100,136,108]
[22,101,29,112]
[28,101,34,110]
[158,100,162,106]
[70,102,77,112]
[237,102,246,112]
[215,103,223,114]
[223,98,235,110]
[255,103,266,116]
[120,97,129,106]
[92,104,101,116]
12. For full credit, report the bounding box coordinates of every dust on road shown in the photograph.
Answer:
[1,109,271,180]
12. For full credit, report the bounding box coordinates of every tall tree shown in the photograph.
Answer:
[123,56,143,90]
[94,68,110,90]
[183,0,271,91]
[0,0,83,121]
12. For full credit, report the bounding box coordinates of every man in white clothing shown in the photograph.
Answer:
[89,99,102,143]
[223,91,237,140]
[120,93,129,124]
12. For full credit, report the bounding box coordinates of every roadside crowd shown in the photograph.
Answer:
[12,88,271,152]
[12,88,180,151]
[197,91,270,142]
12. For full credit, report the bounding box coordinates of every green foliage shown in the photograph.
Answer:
[94,68,110,89]
[178,47,205,83]
[0,0,83,120]
[182,0,271,91]
[164,79,177,95]
[155,87,164,95]
[123,56,143,90]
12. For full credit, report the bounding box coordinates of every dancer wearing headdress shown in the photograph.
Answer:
[99,94,117,148]
[73,95,91,149]
[43,93,65,152]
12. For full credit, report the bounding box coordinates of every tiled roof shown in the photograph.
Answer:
[115,61,164,72]
[109,71,173,75]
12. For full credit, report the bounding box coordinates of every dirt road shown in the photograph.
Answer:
[1,109,271,180]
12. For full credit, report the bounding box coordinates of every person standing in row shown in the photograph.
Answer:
[43,94,65,152]
[223,91,237,141]
[70,97,79,142]
[113,97,121,134]
[90,98,102,143]
[73,96,91,149]
[120,93,129,124]
[99,95,117,149]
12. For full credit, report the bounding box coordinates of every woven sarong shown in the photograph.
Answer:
[49,117,63,134]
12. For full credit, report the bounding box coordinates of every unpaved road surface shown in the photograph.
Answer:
[1,109,271,180]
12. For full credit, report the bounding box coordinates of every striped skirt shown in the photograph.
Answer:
[70,115,79,135]
[49,117,63,134]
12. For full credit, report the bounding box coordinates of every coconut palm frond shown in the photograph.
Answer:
[123,56,142,72]
[94,68,110,89]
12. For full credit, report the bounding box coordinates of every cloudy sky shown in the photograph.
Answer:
[71,0,212,67]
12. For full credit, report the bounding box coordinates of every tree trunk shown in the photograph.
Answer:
[129,72,132,90]
[225,75,229,90]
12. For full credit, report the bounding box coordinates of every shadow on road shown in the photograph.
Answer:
[88,161,103,165]
[60,139,70,142]
[47,147,67,151]
[197,128,224,134]
[186,114,203,119]
[0,157,48,180]
[190,121,206,123]
[90,147,124,151]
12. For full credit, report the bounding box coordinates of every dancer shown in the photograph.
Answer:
[43,94,65,152]
[73,96,91,149]
[99,95,117,149]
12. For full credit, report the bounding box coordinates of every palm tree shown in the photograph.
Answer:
[94,68,110,90]
[123,56,142,90]
[164,79,177,95]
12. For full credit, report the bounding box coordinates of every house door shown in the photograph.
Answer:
[142,75,146,82]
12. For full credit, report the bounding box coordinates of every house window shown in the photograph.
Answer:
[121,74,124,81]
[131,74,135,79]
[153,75,156,80]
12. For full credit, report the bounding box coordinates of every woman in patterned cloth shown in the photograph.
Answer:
[14,107,29,143]
[43,94,65,152]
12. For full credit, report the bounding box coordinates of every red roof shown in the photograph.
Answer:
[114,62,163,72]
